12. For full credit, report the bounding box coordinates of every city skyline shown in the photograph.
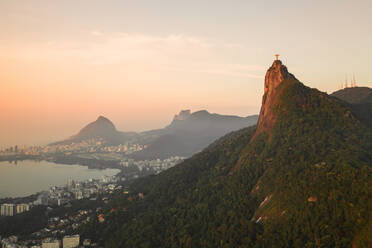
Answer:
[1,0,372,146]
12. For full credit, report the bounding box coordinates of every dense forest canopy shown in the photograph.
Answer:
[79,63,372,248]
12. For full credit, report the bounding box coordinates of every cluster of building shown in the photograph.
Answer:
[41,140,146,155]
[0,156,184,217]
[34,176,119,208]
[0,190,121,247]
[0,145,42,156]
[0,186,126,248]
[0,139,147,157]
[0,203,30,217]
[1,234,83,248]
[26,209,96,247]
[120,156,184,174]
[0,175,120,219]
[41,235,80,248]
[0,143,185,247]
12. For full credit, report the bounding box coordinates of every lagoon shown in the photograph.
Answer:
[0,160,120,198]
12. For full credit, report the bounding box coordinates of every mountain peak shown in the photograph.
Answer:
[191,110,210,117]
[263,60,293,96]
[255,59,296,137]
[96,115,111,123]
[88,115,116,131]
[50,115,125,145]
[264,60,289,92]
[173,110,191,121]
[75,115,117,137]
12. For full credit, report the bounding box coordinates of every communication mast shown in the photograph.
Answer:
[352,73,357,87]
[338,73,357,89]
[345,74,348,88]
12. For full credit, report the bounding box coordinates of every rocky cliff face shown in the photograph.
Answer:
[173,110,191,121]
[254,60,295,137]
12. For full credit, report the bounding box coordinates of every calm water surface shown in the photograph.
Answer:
[0,160,120,198]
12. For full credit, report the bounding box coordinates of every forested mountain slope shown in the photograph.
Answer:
[331,86,372,127]
[331,86,372,104]
[81,60,372,248]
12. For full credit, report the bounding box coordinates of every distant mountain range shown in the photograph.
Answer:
[51,111,258,159]
[50,116,137,146]
[131,110,258,159]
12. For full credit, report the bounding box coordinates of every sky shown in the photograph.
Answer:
[1,0,372,146]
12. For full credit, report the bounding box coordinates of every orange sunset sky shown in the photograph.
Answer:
[1,0,371,146]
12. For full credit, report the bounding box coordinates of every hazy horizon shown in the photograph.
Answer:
[1,108,260,147]
[1,0,372,146]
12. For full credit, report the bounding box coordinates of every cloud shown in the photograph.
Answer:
[2,32,264,79]
[91,30,103,36]
[163,63,264,79]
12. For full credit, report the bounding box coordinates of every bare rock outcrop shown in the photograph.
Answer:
[253,59,295,138]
